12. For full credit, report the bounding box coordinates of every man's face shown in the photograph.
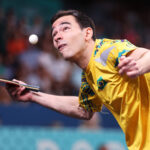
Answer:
[52,15,86,61]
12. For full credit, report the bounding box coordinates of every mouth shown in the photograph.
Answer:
[58,44,67,51]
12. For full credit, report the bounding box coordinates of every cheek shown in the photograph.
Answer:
[74,36,84,49]
[69,33,84,45]
[66,31,85,52]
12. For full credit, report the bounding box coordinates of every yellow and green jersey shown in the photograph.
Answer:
[79,38,150,150]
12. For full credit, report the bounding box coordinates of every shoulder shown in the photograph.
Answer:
[93,38,114,57]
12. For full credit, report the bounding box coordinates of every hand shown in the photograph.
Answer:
[118,56,140,78]
[6,79,32,102]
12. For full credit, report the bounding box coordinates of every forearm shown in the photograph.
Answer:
[136,48,150,75]
[30,92,93,120]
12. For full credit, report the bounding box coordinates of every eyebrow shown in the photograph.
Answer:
[51,21,71,35]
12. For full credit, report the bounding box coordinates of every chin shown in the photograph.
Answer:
[62,54,73,61]
[60,50,74,61]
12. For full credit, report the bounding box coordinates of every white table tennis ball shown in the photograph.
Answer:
[29,34,38,44]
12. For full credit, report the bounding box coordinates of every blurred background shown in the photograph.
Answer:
[0,0,149,149]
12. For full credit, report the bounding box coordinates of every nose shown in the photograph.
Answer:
[54,32,63,43]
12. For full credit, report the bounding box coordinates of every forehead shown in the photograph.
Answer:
[52,15,79,30]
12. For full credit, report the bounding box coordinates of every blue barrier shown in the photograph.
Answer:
[0,127,127,150]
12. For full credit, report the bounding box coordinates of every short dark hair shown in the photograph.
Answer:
[51,10,96,40]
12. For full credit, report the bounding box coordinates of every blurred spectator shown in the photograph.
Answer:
[27,64,53,93]
[144,28,150,48]
[6,27,28,56]
[0,54,5,77]
[18,43,42,72]
[0,87,12,105]
[29,15,43,36]
[5,8,17,36]
[0,8,6,55]
[2,53,18,79]
[122,23,141,46]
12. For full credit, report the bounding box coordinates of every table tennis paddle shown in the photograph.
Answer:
[0,78,40,92]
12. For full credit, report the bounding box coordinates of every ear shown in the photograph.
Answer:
[84,27,93,41]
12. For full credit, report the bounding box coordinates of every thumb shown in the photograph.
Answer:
[12,79,27,85]
[120,55,126,61]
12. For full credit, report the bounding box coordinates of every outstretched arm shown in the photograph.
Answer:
[118,47,150,78]
[31,92,94,120]
[7,80,94,120]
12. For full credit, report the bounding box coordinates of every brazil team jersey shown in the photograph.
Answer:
[79,38,150,150]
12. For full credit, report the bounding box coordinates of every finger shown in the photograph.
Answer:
[118,57,133,69]
[120,64,139,77]
[11,86,28,100]
[119,60,137,74]
[118,57,132,68]
[120,55,126,61]
[15,87,31,101]
[20,88,30,96]
[11,87,21,99]
[126,70,139,78]
[17,86,26,96]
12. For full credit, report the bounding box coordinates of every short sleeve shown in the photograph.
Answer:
[110,39,137,67]
[79,72,103,112]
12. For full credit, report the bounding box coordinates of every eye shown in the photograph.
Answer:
[52,32,57,38]
[63,26,70,31]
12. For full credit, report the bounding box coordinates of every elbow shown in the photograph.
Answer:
[76,105,94,120]
[82,111,94,120]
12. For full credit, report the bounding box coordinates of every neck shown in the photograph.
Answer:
[73,40,95,70]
